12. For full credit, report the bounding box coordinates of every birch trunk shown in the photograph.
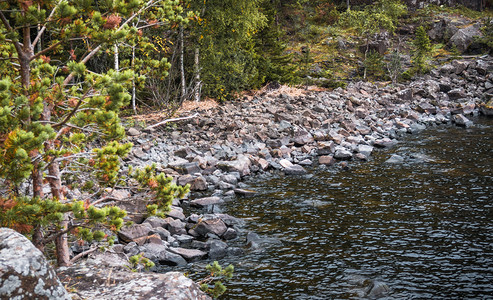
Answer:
[180,26,186,102]
[194,47,200,102]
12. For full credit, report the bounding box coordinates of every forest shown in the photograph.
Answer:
[1,1,492,296]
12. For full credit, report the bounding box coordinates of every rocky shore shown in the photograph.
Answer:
[113,56,492,269]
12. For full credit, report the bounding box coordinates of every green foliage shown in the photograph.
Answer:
[338,0,407,37]
[188,0,267,100]
[130,164,190,217]
[199,261,234,299]
[127,253,155,272]
[476,18,493,53]
[412,26,433,74]
[0,0,188,265]
[363,50,385,80]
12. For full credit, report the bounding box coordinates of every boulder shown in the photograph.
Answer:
[283,164,307,175]
[207,240,228,259]
[318,155,335,166]
[169,247,207,261]
[194,217,228,237]
[190,196,224,208]
[452,114,473,127]
[334,147,353,160]
[385,154,404,164]
[448,23,482,53]
[217,155,251,177]
[58,263,209,300]
[118,223,152,244]
[0,228,71,300]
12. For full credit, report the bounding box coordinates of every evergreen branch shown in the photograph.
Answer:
[62,0,157,87]
[53,88,92,128]
[0,10,24,56]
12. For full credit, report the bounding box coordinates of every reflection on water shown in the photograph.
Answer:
[193,117,493,299]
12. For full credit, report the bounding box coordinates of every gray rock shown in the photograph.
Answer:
[207,240,228,259]
[190,176,208,191]
[118,223,152,244]
[334,148,353,160]
[447,88,467,100]
[318,155,336,165]
[190,196,224,208]
[143,216,168,228]
[222,228,238,240]
[166,207,186,221]
[448,23,482,53]
[452,114,473,127]
[356,144,373,158]
[164,218,187,236]
[374,138,397,148]
[169,247,207,261]
[385,154,404,164]
[283,164,307,175]
[127,127,141,136]
[0,228,71,300]
[59,264,208,299]
[194,217,228,237]
[217,155,251,177]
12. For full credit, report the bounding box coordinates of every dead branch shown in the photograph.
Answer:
[145,112,199,130]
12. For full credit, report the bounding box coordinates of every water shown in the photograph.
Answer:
[189,117,493,299]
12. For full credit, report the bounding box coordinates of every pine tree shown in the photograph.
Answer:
[412,25,433,74]
[186,0,267,101]
[0,0,189,266]
[255,0,299,85]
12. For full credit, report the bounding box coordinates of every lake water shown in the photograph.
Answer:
[176,116,493,299]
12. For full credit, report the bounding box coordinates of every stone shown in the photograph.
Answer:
[292,131,314,146]
[118,223,152,244]
[452,114,473,127]
[164,218,187,235]
[127,127,141,136]
[373,138,397,148]
[447,88,467,100]
[166,207,186,221]
[318,155,335,166]
[283,164,307,175]
[207,240,228,259]
[190,176,208,191]
[356,144,373,158]
[143,216,168,228]
[279,158,293,168]
[334,148,353,160]
[169,247,207,261]
[234,188,257,196]
[385,154,404,164]
[217,154,251,177]
[58,263,209,300]
[222,228,238,240]
[0,228,71,300]
[190,196,224,208]
[448,23,482,53]
[194,218,228,237]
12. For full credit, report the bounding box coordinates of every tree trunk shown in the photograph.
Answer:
[114,43,119,71]
[131,46,136,114]
[194,47,201,102]
[180,25,186,102]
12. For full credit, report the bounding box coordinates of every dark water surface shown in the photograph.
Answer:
[191,117,493,299]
